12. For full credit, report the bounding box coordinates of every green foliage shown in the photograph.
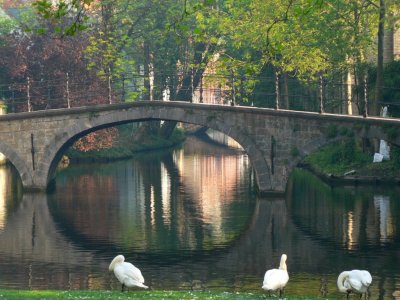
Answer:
[339,139,356,164]
[368,60,400,117]
[32,0,92,36]
[212,0,379,82]
[382,124,399,140]
[28,0,388,80]
[125,90,143,102]
[304,139,370,175]
[26,0,390,109]
[0,15,17,39]
[392,145,400,169]
[0,4,39,39]
[305,137,400,179]
[84,32,135,78]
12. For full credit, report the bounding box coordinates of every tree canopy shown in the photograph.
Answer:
[1,0,399,113]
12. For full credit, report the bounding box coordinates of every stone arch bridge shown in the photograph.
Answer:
[0,101,399,195]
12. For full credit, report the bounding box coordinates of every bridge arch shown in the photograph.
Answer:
[39,108,273,193]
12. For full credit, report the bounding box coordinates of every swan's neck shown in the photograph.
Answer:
[337,271,350,293]
[279,260,287,271]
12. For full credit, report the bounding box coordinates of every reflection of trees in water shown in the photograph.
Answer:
[287,169,400,249]
[286,168,400,299]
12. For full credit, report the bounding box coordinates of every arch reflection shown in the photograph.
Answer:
[0,163,23,231]
[48,136,256,256]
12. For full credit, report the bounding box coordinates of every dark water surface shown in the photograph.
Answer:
[0,136,399,299]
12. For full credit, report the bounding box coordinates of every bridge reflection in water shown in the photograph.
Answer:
[0,141,398,298]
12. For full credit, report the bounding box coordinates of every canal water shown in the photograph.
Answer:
[0,135,399,299]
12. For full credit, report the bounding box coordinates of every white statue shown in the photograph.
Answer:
[379,107,390,160]
[373,106,390,162]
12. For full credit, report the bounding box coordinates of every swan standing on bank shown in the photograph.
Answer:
[262,254,289,297]
[109,254,149,292]
[337,270,372,299]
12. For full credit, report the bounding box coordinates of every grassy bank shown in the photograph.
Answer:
[303,139,400,180]
[0,289,340,299]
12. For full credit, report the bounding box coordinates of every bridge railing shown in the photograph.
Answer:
[0,73,399,118]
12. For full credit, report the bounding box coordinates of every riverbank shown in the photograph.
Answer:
[65,127,186,163]
[302,140,400,186]
[0,289,340,299]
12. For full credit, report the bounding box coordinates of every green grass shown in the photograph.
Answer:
[0,289,340,299]
[304,140,368,175]
[303,139,400,178]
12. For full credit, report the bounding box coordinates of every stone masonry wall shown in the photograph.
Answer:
[0,102,399,194]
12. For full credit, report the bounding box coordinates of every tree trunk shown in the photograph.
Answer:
[374,0,385,116]
[161,42,214,138]
[133,42,158,141]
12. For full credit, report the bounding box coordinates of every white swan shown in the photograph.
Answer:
[262,254,289,297]
[109,254,149,291]
[337,270,372,299]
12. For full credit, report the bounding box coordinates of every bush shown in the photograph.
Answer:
[392,145,400,168]
[341,138,356,163]
[305,138,370,175]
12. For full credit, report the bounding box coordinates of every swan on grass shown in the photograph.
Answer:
[337,270,372,299]
[262,254,289,297]
[109,254,149,292]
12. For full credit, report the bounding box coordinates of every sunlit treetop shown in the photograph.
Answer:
[32,0,95,36]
